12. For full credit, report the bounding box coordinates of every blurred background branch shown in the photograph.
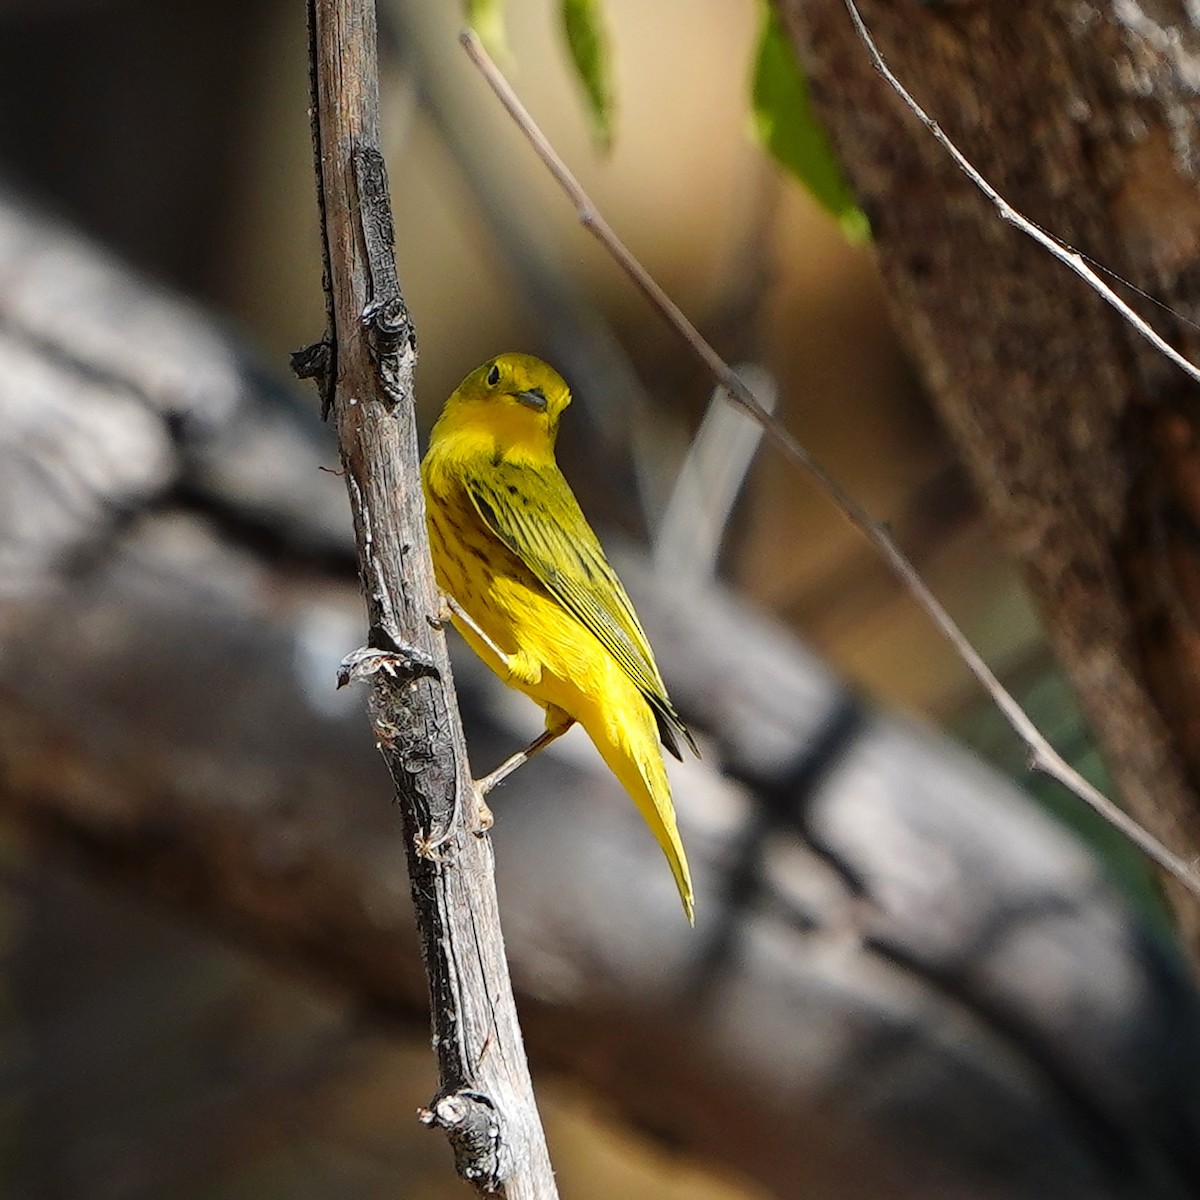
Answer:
[1,179,1198,1196]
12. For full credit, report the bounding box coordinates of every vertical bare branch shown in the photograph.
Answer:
[299,2,557,1194]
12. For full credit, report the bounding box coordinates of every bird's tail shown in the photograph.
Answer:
[587,702,695,924]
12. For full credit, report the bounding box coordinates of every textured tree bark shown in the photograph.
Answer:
[300,1,556,1192]
[781,0,1200,959]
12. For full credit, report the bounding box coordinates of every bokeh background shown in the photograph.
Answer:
[0,0,1169,1196]
[0,0,1034,712]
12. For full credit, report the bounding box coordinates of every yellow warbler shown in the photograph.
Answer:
[421,352,696,922]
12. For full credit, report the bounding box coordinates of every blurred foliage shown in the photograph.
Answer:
[750,4,869,242]
[463,0,615,148]
[464,0,870,227]
[560,0,615,149]
[464,0,510,60]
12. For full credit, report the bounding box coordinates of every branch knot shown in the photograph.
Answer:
[353,144,417,409]
[290,337,336,420]
[419,1089,505,1193]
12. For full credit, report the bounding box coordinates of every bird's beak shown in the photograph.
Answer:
[514,387,548,412]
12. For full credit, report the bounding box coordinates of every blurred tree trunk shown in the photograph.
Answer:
[782,0,1200,960]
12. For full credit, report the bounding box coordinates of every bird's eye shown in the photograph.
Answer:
[486,363,501,387]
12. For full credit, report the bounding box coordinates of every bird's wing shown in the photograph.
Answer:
[464,459,697,759]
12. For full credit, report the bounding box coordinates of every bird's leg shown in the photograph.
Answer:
[473,709,576,831]
[430,593,513,667]
[476,726,569,797]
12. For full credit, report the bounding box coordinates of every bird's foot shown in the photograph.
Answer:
[430,594,516,670]
[471,783,495,835]
[427,594,455,632]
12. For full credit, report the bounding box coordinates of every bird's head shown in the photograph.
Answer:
[437,353,573,450]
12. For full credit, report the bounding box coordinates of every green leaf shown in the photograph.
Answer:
[465,0,509,62]
[751,5,869,243]
[560,0,615,150]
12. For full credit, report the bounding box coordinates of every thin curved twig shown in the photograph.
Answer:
[841,0,1200,387]
[459,29,1200,902]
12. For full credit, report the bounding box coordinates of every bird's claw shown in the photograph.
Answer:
[427,593,460,633]
[472,782,495,836]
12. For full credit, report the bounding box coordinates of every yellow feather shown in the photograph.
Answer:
[421,352,695,922]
